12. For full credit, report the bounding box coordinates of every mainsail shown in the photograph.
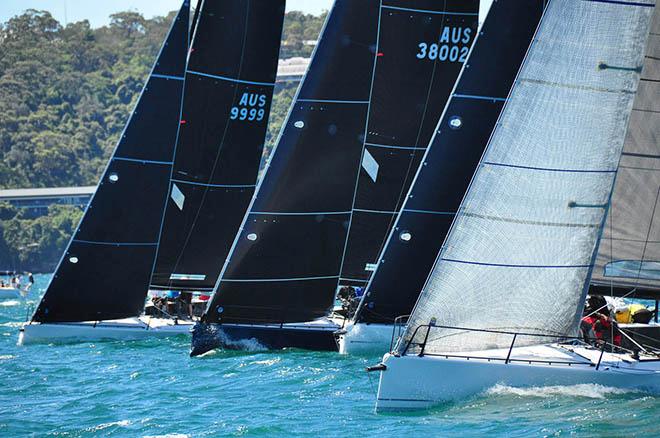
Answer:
[202,0,479,326]
[353,0,547,325]
[149,0,286,292]
[32,2,190,323]
[590,8,660,300]
[399,0,654,354]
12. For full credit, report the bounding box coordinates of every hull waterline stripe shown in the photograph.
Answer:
[354,208,398,215]
[222,275,339,283]
[113,157,174,166]
[297,98,369,104]
[381,5,479,16]
[187,69,275,87]
[152,74,185,81]
[365,142,426,151]
[171,178,256,188]
[73,239,158,247]
[250,211,351,216]
[402,208,455,215]
[442,258,594,269]
[482,161,617,173]
[453,94,507,102]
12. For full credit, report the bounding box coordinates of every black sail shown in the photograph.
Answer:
[590,8,660,300]
[32,2,190,323]
[149,0,286,292]
[355,0,548,324]
[339,0,479,286]
[202,0,479,326]
[202,0,380,325]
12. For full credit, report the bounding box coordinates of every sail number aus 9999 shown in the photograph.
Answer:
[416,26,472,62]
[230,92,268,122]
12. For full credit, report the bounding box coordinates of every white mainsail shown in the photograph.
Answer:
[399,0,655,354]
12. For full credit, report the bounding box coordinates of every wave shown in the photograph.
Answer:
[486,383,639,399]
[0,300,21,307]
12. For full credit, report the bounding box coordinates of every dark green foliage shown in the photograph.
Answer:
[0,8,325,272]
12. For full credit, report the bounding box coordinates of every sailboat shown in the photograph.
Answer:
[338,0,547,354]
[373,0,660,411]
[19,0,286,344]
[190,0,480,356]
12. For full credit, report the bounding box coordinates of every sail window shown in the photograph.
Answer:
[108,173,119,183]
[399,231,412,242]
[294,120,305,129]
[171,183,185,211]
[448,116,463,130]
[69,256,79,264]
[247,233,258,241]
[362,149,379,183]
[604,260,660,281]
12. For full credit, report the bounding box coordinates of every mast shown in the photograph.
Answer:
[201,0,479,326]
[149,0,286,293]
[32,1,190,323]
[399,0,654,354]
[590,7,660,301]
[352,0,547,325]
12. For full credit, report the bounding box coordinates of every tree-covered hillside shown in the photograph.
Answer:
[0,8,326,272]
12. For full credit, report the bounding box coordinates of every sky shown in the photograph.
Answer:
[0,1,492,28]
[0,0,333,28]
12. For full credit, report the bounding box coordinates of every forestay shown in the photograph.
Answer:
[400,0,655,354]
[149,0,285,292]
[32,2,190,323]
[354,0,547,325]
[590,8,660,300]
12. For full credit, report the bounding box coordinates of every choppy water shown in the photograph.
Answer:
[1,275,659,437]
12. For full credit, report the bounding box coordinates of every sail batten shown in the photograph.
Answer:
[398,0,655,354]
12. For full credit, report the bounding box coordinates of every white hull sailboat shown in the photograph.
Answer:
[19,316,193,345]
[376,343,660,411]
[373,0,659,411]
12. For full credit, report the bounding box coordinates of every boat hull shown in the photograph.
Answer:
[338,323,399,355]
[19,317,193,345]
[190,320,340,355]
[375,345,660,411]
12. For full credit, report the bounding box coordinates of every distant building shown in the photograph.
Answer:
[0,186,95,215]
[276,57,309,82]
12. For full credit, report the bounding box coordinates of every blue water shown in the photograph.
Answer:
[1,275,659,437]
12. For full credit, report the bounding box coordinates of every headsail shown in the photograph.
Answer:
[202,0,479,326]
[353,0,547,325]
[590,8,660,300]
[399,0,654,354]
[149,0,286,292]
[32,2,190,323]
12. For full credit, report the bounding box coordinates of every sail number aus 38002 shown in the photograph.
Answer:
[416,27,472,62]
[230,92,268,122]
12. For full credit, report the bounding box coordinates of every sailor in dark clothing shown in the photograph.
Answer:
[178,291,194,320]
